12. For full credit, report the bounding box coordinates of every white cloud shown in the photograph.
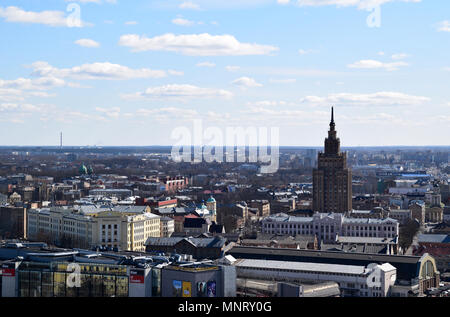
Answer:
[196,61,216,67]
[277,0,291,4]
[0,77,66,91]
[225,66,240,72]
[0,88,56,102]
[65,0,117,3]
[231,77,263,88]
[295,0,421,10]
[247,100,291,107]
[437,20,450,32]
[30,61,171,80]
[269,78,297,84]
[391,53,409,60]
[136,107,199,119]
[125,21,138,25]
[0,6,91,27]
[172,18,196,26]
[298,49,317,55]
[168,70,185,76]
[95,106,121,118]
[298,92,430,107]
[75,39,100,48]
[122,84,233,100]
[348,59,409,71]
[119,33,279,56]
[179,2,201,10]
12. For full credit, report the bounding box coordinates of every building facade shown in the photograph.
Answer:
[313,108,352,213]
[27,207,161,251]
[234,259,397,297]
[262,212,399,243]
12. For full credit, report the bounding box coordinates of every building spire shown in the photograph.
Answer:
[329,106,335,131]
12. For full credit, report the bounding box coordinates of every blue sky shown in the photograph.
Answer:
[0,0,449,146]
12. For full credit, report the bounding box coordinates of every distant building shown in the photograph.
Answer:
[145,236,227,259]
[425,194,443,223]
[410,201,425,225]
[27,207,160,251]
[347,208,386,219]
[414,234,450,273]
[249,200,270,217]
[444,206,450,224]
[388,209,412,225]
[0,206,27,239]
[228,246,441,297]
[183,215,209,235]
[89,188,133,199]
[240,233,318,250]
[313,108,352,213]
[161,262,236,297]
[271,198,295,213]
[160,216,175,238]
[0,193,7,205]
[426,206,444,223]
[8,192,21,204]
[262,212,399,243]
[233,258,397,297]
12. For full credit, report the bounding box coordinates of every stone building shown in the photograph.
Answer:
[410,201,425,225]
[313,108,352,213]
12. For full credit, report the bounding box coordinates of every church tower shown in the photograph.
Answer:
[313,107,352,213]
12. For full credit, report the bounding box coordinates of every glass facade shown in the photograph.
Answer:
[17,261,129,297]
[151,267,162,297]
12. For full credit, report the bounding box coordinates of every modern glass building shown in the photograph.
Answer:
[17,261,129,297]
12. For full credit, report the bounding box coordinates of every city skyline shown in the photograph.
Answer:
[0,0,449,146]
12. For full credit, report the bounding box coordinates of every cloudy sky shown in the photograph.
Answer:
[0,0,449,146]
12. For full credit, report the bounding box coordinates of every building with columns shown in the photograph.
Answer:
[261,212,399,243]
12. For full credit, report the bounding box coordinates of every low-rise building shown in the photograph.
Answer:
[228,246,441,297]
[161,262,236,297]
[160,216,175,237]
[262,212,399,243]
[145,236,227,259]
[388,209,412,225]
[233,258,397,297]
[410,201,426,225]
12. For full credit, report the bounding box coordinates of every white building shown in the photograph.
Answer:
[262,212,399,243]
[234,259,397,297]
[388,210,412,225]
[160,216,175,237]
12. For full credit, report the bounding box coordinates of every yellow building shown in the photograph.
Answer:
[91,210,161,252]
[27,206,160,252]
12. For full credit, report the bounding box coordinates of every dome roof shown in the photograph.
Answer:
[207,196,216,203]
[79,164,88,175]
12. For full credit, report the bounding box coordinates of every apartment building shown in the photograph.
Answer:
[27,207,160,251]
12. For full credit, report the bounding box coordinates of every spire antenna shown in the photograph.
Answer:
[331,106,334,124]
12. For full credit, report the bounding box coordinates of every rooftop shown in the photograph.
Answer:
[234,258,371,275]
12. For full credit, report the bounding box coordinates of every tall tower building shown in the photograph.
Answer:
[313,107,352,213]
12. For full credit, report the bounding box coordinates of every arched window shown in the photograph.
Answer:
[421,260,435,279]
